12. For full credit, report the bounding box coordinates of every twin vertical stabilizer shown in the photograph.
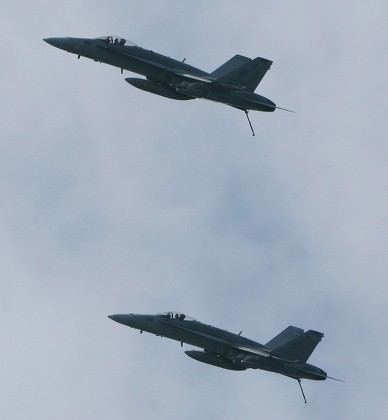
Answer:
[266,326,324,362]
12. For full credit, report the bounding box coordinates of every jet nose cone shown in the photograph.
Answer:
[44,37,63,48]
[108,314,121,323]
[108,314,133,326]
[43,37,77,52]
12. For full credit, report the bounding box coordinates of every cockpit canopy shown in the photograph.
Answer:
[157,312,197,322]
[95,36,138,47]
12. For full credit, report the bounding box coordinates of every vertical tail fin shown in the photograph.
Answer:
[265,326,305,350]
[268,329,324,363]
[213,56,273,92]
[211,54,252,79]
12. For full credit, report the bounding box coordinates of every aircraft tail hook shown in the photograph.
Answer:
[244,110,255,136]
[297,379,307,404]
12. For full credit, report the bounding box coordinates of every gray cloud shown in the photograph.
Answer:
[2,1,388,419]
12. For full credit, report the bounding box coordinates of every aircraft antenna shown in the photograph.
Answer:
[297,379,307,404]
[244,110,255,136]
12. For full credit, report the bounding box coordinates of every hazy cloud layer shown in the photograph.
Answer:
[2,1,388,419]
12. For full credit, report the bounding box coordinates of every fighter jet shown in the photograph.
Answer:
[44,36,292,135]
[108,311,343,403]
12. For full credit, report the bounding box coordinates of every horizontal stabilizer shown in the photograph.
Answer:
[271,330,324,363]
[215,56,273,92]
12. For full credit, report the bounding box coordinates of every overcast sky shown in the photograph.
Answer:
[2,1,388,419]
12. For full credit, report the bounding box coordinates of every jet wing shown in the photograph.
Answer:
[163,320,271,355]
[235,345,272,358]
[172,71,215,83]
[162,321,235,346]
[235,345,299,362]
[131,55,215,82]
[98,43,215,83]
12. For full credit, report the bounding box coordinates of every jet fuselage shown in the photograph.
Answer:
[44,37,276,112]
[108,312,327,381]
